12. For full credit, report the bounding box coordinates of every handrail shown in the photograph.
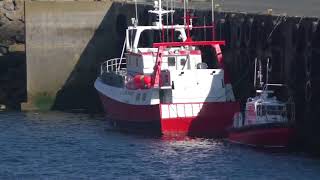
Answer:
[161,103,204,119]
[245,107,289,122]
[100,58,127,75]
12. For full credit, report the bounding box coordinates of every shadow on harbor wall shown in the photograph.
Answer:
[187,12,320,151]
[52,3,133,113]
[51,2,155,113]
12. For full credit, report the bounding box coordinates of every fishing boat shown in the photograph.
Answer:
[94,0,239,137]
[227,59,295,148]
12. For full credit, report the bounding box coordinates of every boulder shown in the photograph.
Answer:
[3,0,15,11]
[13,0,25,11]
[14,34,24,43]
[0,104,6,110]
[0,46,8,55]
[4,11,24,21]
[0,12,11,25]
[8,43,25,53]
[0,20,24,41]
[5,11,20,21]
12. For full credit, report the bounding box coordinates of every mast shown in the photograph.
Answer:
[171,0,174,41]
[254,57,257,87]
[266,58,270,87]
[148,0,174,28]
[184,0,186,25]
[211,0,215,40]
[159,0,162,28]
[135,0,138,25]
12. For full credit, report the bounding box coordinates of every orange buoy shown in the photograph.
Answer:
[133,75,152,89]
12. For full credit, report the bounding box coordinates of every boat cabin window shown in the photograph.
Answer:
[168,57,176,66]
[266,105,286,116]
[138,30,161,48]
[127,29,137,49]
[138,30,183,48]
[180,58,186,66]
[256,105,266,116]
[257,104,286,116]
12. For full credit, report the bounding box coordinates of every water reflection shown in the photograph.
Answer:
[0,111,320,179]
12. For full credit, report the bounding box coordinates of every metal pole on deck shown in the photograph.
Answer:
[212,0,215,40]
[183,0,186,25]
[254,57,257,87]
[171,0,174,41]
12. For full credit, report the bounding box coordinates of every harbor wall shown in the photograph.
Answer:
[23,1,131,111]
[211,13,320,153]
[0,1,320,153]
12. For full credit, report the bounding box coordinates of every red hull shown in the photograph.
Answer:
[98,93,160,123]
[228,126,294,148]
[98,93,239,137]
[161,102,240,138]
[98,93,161,134]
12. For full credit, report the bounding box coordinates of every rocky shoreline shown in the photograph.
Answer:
[0,0,26,110]
[0,0,24,50]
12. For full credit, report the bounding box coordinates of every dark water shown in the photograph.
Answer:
[0,111,319,179]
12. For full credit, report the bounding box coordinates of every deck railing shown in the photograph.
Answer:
[100,58,126,75]
[245,106,294,124]
[160,103,204,119]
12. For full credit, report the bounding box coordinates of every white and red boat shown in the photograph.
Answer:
[94,0,239,137]
[228,83,295,148]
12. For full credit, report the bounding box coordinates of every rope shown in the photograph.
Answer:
[118,38,127,71]
[244,18,253,46]
[212,64,250,101]
[297,16,305,28]
[266,15,286,42]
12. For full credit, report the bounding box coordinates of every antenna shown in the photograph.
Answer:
[171,0,174,42]
[185,12,192,41]
[166,0,169,41]
[148,0,175,28]
[266,58,269,86]
[211,0,215,40]
[159,0,162,26]
[254,57,257,87]
[184,0,186,25]
[135,0,138,25]
[181,0,195,41]
[204,16,207,40]
[258,58,263,87]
